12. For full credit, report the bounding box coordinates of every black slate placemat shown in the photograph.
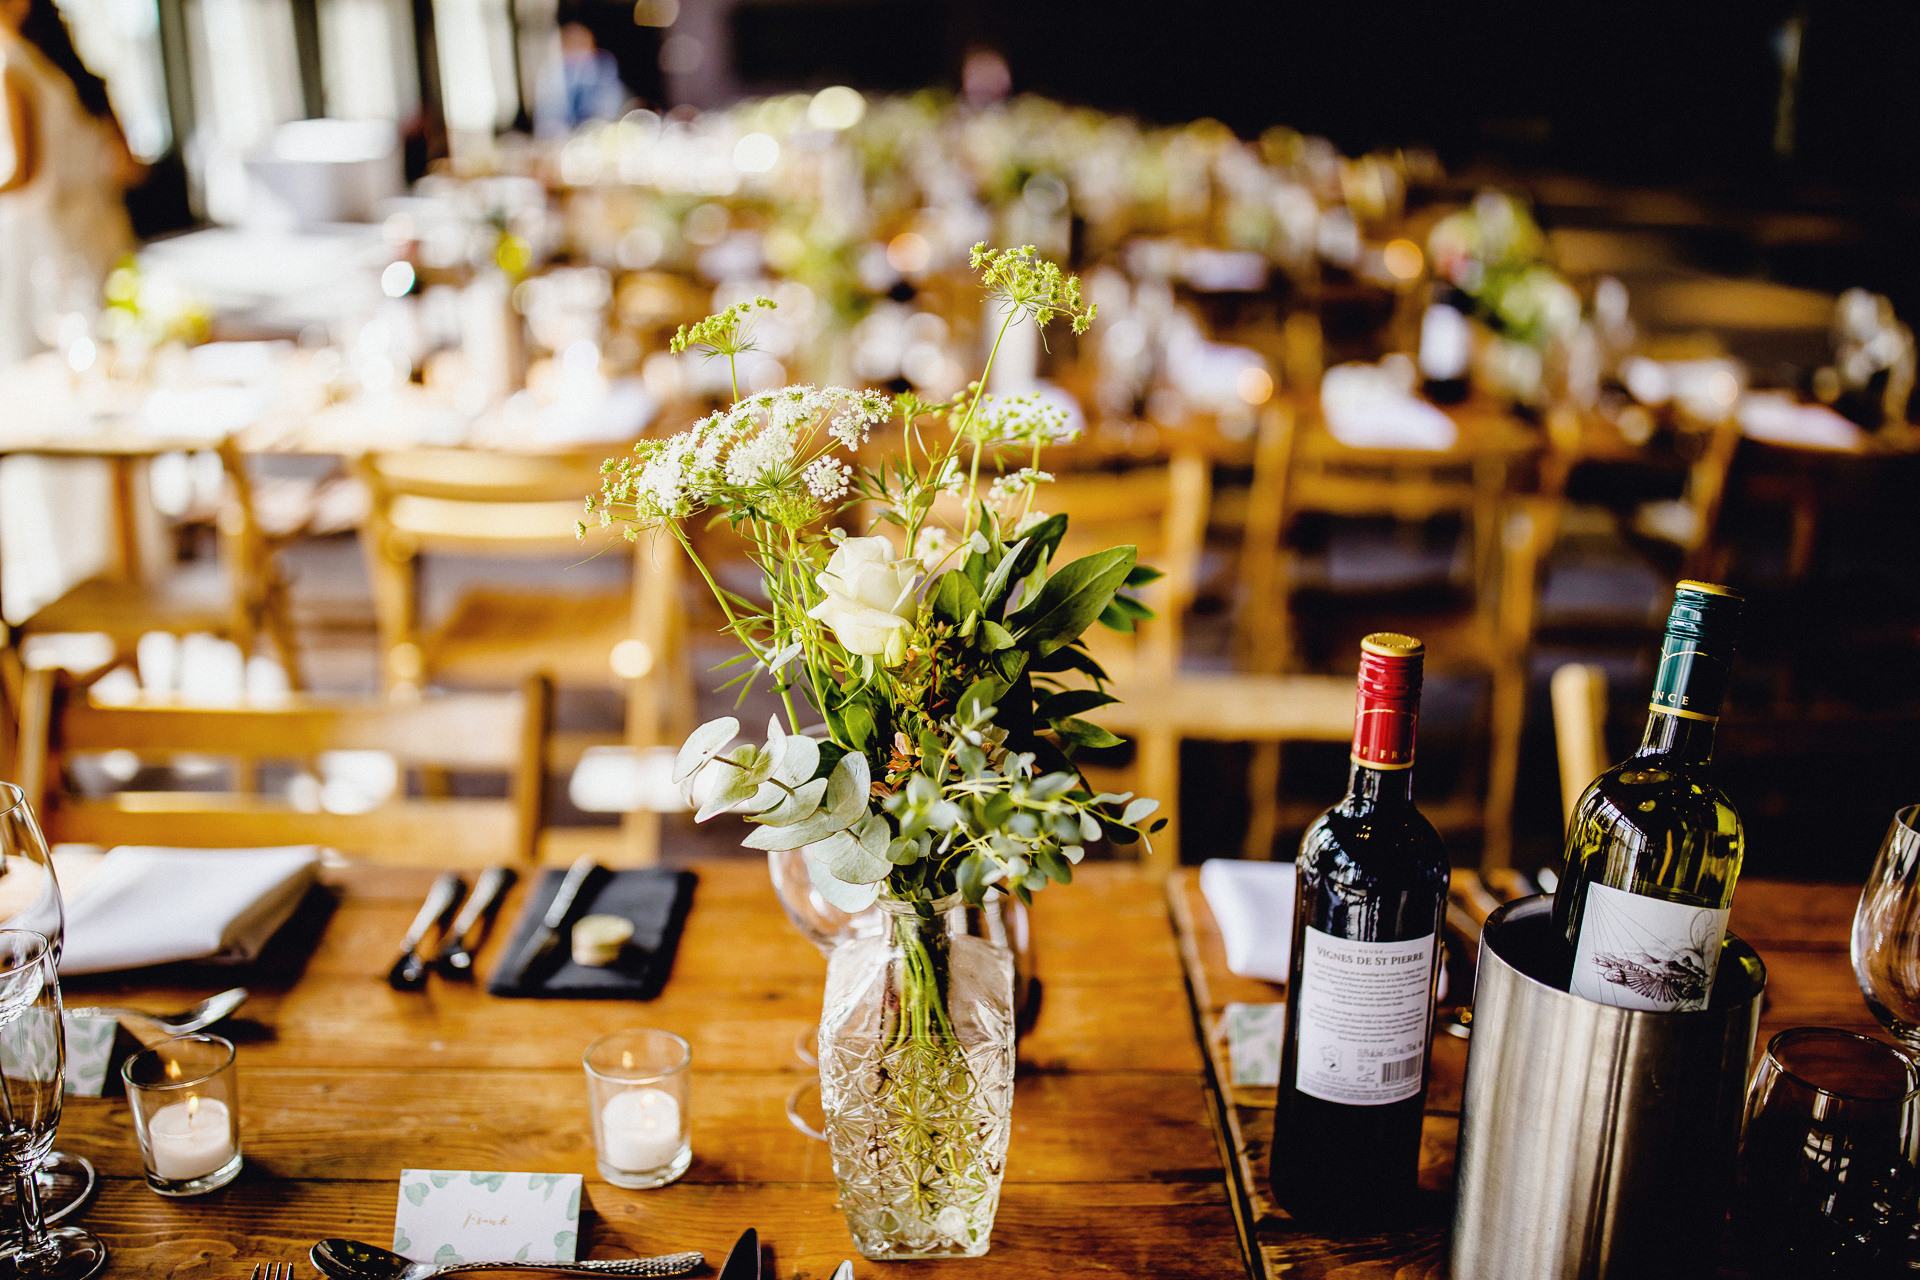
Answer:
[486,867,695,999]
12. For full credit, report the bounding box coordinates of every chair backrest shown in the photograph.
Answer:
[359,449,616,555]
[1550,663,1610,830]
[16,670,552,866]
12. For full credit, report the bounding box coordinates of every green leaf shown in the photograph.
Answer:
[1036,689,1118,721]
[958,677,1007,723]
[673,716,739,783]
[741,750,869,848]
[1029,643,1110,682]
[1007,546,1136,654]
[928,569,983,627]
[957,852,989,904]
[979,619,1016,651]
[749,776,828,826]
[1056,718,1124,750]
[1124,563,1165,587]
[817,813,892,884]
[1122,797,1161,825]
[978,536,1031,609]
[807,852,882,913]
[840,702,876,751]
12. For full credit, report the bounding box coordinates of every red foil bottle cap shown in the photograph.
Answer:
[1353,632,1424,770]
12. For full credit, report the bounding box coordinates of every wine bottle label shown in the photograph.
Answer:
[1649,633,1731,722]
[1570,881,1728,1012]
[1293,927,1436,1106]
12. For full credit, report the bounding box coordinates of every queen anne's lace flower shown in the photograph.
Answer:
[989,468,1053,504]
[965,392,1077,447]
[804,457,852,502]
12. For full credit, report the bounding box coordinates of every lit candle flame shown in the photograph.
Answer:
[186,1095,200,1128]
[165,1059,181,1081]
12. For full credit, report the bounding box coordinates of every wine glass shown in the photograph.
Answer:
[0,787,92,1225]
[0,930,107,1279]
[1852,804,1920,1048]
[1733,1027,1920,1278]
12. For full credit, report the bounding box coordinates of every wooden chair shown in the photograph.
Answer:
[1236,398,1553,867]
[1099,671,1356,876]
[1550,663,1610,828]
[356,447,690,864]
[16,668,552,866]
[5,439,302,687]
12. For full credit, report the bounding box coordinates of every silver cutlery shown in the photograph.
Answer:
[494,856,601,988]
[251,1265,294,1280]
[309,1238,703,1280]
[830,1263,854,1280]
[434,867,517,979]
[69,986,249,1038]
[387,872,467,991]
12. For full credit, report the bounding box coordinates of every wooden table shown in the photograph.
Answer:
[1169,871,1882,1280]
[52,860,1244,1279]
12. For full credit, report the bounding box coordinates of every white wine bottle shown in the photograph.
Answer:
[1552,581,1744,1012]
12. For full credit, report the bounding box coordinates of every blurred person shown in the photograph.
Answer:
[534,19,629,138]
[0,0,136,363]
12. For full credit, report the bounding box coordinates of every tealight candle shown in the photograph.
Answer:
[583,1028,691,1189]
[146,1096,235,1181]
[122,1033,243,1196]
[598,1087,683,1172]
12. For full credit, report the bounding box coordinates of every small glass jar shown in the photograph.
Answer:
[583,1028,691,1189]
[122,1035,242,1196]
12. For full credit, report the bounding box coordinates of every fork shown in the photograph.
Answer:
[252,1264,295,1280]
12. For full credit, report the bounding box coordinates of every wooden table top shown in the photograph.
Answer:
[52,859,1244,1279]
[1169,870,1882,1280]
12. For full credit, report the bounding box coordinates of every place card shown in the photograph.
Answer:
[1222,1002,1284,1087]
[62,1013,119,1098]
[393,1170,582,1265]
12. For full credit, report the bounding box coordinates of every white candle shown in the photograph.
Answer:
[146,1097,235,1181]
[598,1087,683,1172]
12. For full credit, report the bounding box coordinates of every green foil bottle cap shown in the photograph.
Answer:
[1652,580,1742,720]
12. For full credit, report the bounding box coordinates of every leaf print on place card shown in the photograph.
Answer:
[393,1170,582,1264]
[61,1014,118,1097]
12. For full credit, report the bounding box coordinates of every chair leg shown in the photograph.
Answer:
[1242,741,1282,861]
[1481,660,1526,871]
[1135,726,1179,877]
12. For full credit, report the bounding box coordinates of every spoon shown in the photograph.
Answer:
[68,987,249,1038]
[310,1239,704,1279]
[387,872,466,991]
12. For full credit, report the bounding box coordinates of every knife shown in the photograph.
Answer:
[387,872,467,991]
[434,866,518,979]
[495,856,602,989]
[716,1229,759,1280]
[830,1263,854,1280]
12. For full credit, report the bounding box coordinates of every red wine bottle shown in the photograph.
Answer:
[1269,633,1449,1228]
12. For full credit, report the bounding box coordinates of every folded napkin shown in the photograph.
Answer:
[1321,363,1458,451]
[1199,859,1296,983]
[1738,391,1865,452]
[487,867,695,1000]
[59,846,321,975]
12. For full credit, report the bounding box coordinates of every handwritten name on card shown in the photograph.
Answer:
[393,1170,582,1264]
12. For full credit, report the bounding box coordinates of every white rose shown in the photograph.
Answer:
[809,536,919,663]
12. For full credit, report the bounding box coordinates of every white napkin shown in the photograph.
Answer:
[1738,392,1865,452]
[1199,859,1296,982]
[59,846,321,975]
[1321,363,1458,450]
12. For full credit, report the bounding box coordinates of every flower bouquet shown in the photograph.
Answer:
[587,245,1164,1257]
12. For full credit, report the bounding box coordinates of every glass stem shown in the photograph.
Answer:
[11,1166,53,1266]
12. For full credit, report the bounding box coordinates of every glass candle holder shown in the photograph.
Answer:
[584,1028,690,1189]
[121,1034,242,1196]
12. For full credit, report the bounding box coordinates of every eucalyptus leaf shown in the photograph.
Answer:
[741,750,870,848]
[806,853,882,913]
[673,716,739,783]
[695,745,765,821]
[749,775,828,826]
[770,733,820,787]
[1121,797,1161,825]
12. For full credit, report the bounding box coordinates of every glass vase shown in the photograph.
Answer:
[817,892,1015,1260]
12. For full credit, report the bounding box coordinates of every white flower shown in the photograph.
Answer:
[912,526,949,564]
[989,467,1053,505]
[803,457,852,502]
[809,535,919,662]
